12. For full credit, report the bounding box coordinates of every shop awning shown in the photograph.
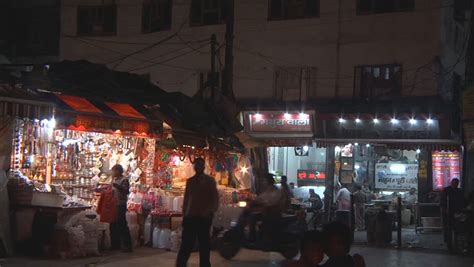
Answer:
[0,85,55,120]
[45,93,163,136]
[236,132,312,148]
[314,138,462,151]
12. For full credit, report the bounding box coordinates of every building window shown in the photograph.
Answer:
[77,6,117,36]
[357,0,415,15]
[354,64,402,99]
[6,5,60,57]
[143,0,172,33]
[275,67,317,101]
[268,0,320,20]
[190,0,226,26]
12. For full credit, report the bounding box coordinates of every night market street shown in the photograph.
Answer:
[2,247,473,267]
[2,0,474,267]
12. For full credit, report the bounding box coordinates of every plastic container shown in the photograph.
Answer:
[162,196,170,211]
[126,212,138,226]
[170,231,180,252]
[159,229,172,249]
[144,215,152,245]
[152,227,161,248]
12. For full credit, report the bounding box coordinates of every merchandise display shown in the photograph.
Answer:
[6,115,254,256]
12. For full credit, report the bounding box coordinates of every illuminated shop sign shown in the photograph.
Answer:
[297,170,326,186]
[244,111,313,133]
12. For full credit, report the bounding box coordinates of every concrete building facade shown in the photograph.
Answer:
[59,0,447,100]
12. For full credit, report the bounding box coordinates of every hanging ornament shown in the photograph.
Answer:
[188,153,196,164]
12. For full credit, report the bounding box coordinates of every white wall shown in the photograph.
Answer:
[268,146,327,186]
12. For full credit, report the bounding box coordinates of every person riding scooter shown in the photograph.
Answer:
[219,174,302,260]
[237,173,284,243]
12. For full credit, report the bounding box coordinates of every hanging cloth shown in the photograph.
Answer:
[97,187,118,223]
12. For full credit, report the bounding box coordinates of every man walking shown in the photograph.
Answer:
[177,158,219,267]
[441,178,464,251]
[352,185,367,231]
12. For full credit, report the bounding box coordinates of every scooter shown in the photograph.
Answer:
[217,206,303,260]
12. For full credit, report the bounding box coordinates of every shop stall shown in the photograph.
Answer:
[314,113,462,243]
[5,91,165,257]
[126,135,255,248]
[1,85,59,256]
[240,110,317,192]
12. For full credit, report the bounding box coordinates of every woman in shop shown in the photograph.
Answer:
[110,164,133,252]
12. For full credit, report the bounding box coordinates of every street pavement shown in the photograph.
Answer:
[1,246,473,267]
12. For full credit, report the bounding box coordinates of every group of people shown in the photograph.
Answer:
[284,221,365,267]
[338,183,420,231]
[111,159,366,267]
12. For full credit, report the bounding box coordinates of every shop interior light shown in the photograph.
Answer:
[354,143,359,146]
[366,144,370,148]
[238,201,247,208]
[391,118,399,124]
[299,113,309,119]
[416,149,421,154]
[240,165,249,174]
[335,146,341,153]
[355,164,360,170]
[254,113,262,120]
[303,145,309,152]
[373,118,380,124]
[284,113,291,119]
[409,118,417,125]
[390,164,407,174]
[339,118,346,123]
[427,118,434,124]
[355,118,361,123]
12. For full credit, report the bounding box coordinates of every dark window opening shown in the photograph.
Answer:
[354,64,402,100]
[77,5,117,36]
[3,4,60,57]
[143,0,172,33]
[357,0,414,15]
[190,0,226,26]
[269,0,320,20]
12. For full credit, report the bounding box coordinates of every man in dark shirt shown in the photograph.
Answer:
[110,164,132,252]
[441,178,465,250]
[177,158,219,267]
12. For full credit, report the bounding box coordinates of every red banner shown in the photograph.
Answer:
[432,151,461,190]
[74,115,151,134]
[297,170,326,186]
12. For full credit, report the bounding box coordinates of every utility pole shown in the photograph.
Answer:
[334,0,342,98]
[210,34,217,101]
[223,0,235,100]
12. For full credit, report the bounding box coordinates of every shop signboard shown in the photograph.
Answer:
[60,114,161,135]
[375,163,418,190]
[432,151,461,190]
[322,119,441,139]
[297,170,326,186]
[244,111,313,133]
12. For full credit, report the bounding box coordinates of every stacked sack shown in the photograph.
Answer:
[67,225,86,257]
[78,215,100,256]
